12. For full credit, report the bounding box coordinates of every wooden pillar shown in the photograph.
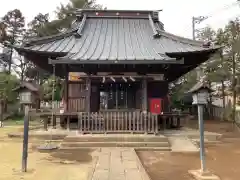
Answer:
[86,77,91,130]
[162,115,166,130]
[44,116,48,131]
[86,76,91,112]
[67,116,70,130]
[63,65,70,130]
[64,65,69,111]
[142,78,148,113]
[142,78,148,134]
[177,116,181,128]
[0,99,3,128]
[52,115,56,129]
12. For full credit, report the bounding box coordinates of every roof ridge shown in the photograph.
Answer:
[75,14,87,37]
[23,28,78,46]
[76,9,160,14]
[148,14,161,38]
[156,27,205,47]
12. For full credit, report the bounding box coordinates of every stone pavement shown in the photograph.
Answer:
[90,148,148,180]
[168,136,199,153]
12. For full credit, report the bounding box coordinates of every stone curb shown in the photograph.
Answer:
[133,149,152,180]
[8,132,67,140]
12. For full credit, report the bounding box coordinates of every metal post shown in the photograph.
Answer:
[22,105,29,172]
[197,104,206,172]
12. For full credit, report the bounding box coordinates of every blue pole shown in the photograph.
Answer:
[198,104,206,172]
[22,107,29,172]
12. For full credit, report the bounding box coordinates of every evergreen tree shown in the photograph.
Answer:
[1,9,25,74]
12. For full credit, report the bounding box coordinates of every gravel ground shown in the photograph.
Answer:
[0,126,95,180]
[137,120,240,180]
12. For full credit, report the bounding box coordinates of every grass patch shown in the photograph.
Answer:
[4,116,24,126]
[4,116,41,127]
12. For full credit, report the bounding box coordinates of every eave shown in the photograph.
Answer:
[49,57,184,65]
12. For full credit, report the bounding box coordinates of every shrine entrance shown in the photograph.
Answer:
[99,82,139,110]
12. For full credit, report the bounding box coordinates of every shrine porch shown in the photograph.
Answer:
[30,110,189,134]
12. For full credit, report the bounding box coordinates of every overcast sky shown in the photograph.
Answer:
[0,0,240,38]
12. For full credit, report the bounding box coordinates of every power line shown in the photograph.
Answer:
[204,14,240,29]
[191,0,240,80]
[203,1,240,20]
[192,0,240,39]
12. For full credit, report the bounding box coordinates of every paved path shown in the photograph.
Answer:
[90,148,148,180]
[168,136,199,152]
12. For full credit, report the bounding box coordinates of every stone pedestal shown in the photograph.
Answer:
[188,170,220,180]
[37,143,59,152]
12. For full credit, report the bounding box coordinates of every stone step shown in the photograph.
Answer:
[187,133,222,141]
[134,147,171,151]
[59,146,171,151]
[191,139,221,145]
[8,132,67,140]
[64,135,168,143]
[60,141,169,148]
[58,147,98,151]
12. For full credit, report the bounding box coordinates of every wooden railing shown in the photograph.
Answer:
[29,110,189,134]
[31,110,159,134]
[77,111,159,134]
[40,101,61,109]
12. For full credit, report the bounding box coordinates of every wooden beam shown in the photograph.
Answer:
[66,74,165,78]
[49,58,181,65]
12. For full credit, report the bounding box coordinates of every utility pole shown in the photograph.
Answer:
[192,16,208,81]
[192,16,208,40]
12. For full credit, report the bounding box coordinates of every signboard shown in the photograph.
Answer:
[68,72,84,81]
[147,74,164,81]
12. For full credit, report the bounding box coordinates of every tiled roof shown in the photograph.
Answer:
[14,81,39,92]
[187,81,213,93]
[15,9,217,63]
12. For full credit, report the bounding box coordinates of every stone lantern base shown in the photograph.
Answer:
[188,169,220,180]
[37,143,59,152]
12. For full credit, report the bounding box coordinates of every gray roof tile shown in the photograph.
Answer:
[187,81,213,93]
[16,10,217,62]
[14,81,39,92]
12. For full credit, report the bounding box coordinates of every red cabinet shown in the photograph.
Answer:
[150,98,162,114]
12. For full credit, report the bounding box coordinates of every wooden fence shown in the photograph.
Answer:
[29,109,189,134]
[30,111,160,134]
[40,101,61,110]
[212,107,224,120]
[212,106,240,123]
[77,111,159,134]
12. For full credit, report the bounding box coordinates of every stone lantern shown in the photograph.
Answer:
[14,81,40,115]
[188,81,219,180]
